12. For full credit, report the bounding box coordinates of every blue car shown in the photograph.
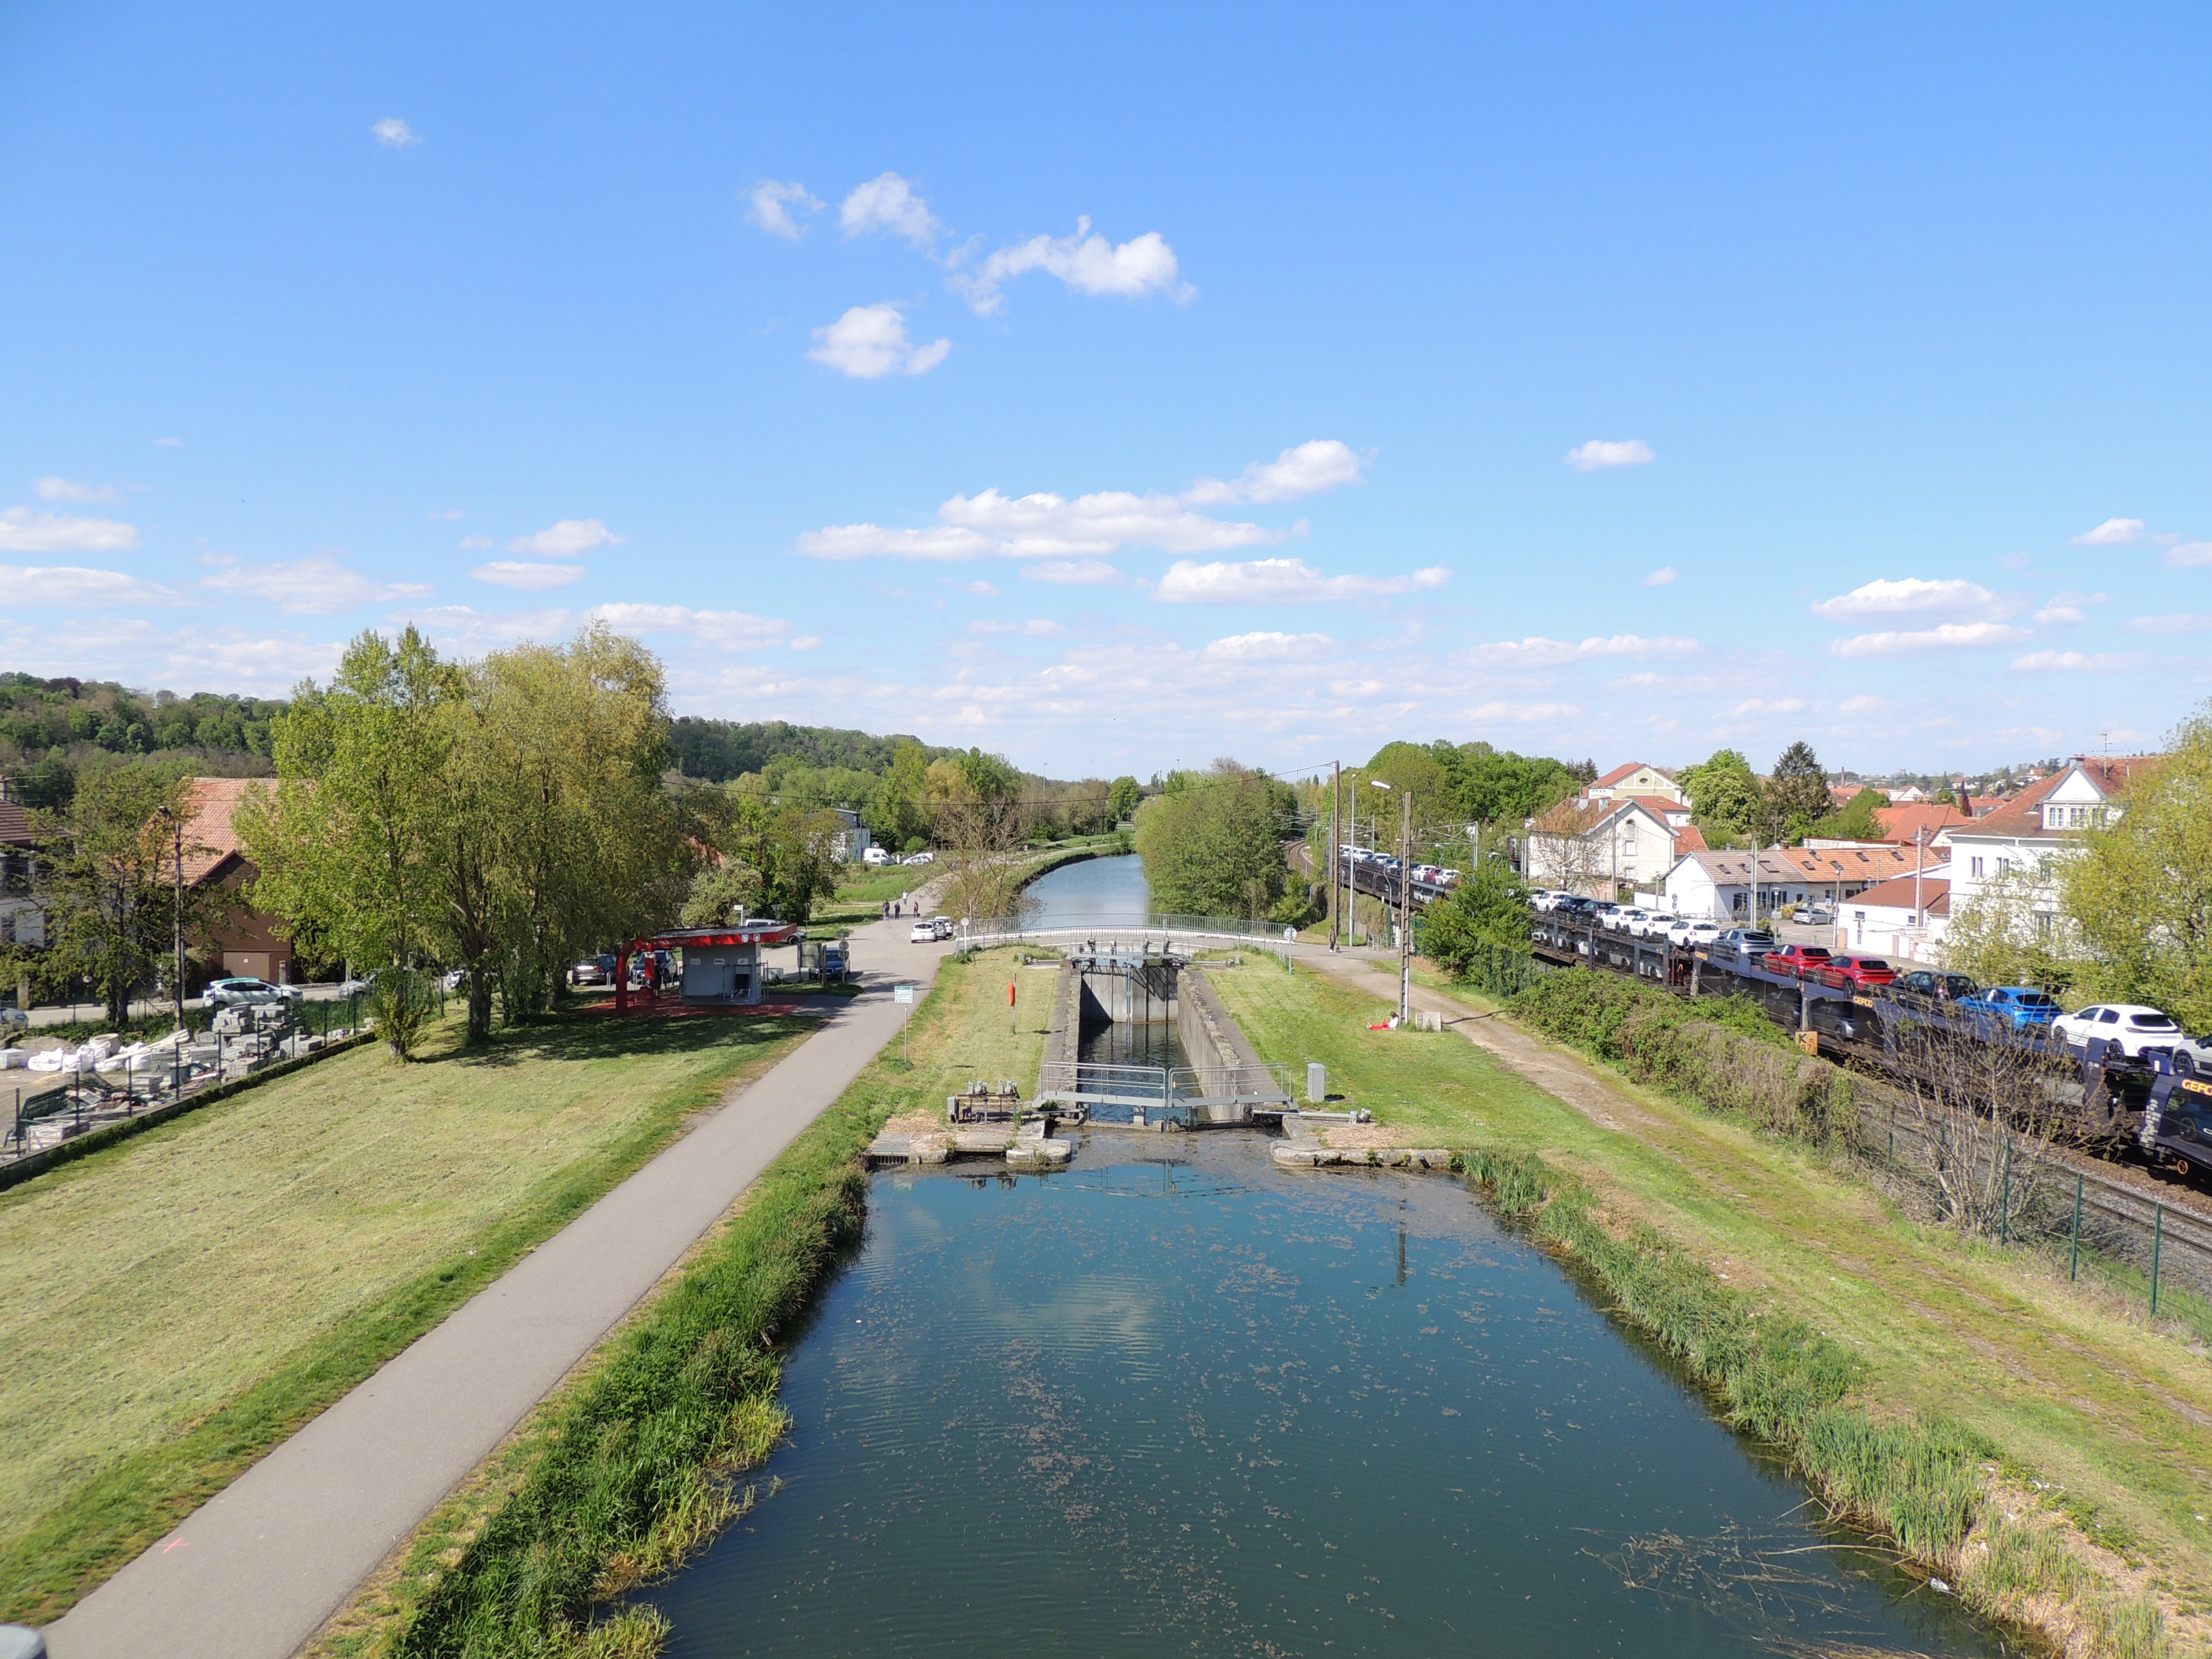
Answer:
[1959,985,2061,1030]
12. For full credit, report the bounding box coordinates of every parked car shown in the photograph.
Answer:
[1790,904,1836,925]
[1808,996,1886,1044]
[0,1005,28,1030]
[1762,945,1834,978]
[569,955,616,988]
[1667,919,1721,949]
[1612,908,1652,934]
[928,915,954,940]
[1435,868,1464,887]
[2052,1003,2212,1063]
[1958,986,2060,1030]
[909,920,938,943]
[1894,969,1977,1004]
[1713,928,1778,962]
[863,846,893,866]
[905,850,936,865]
[1816,955,1896,990]
[205,977,303,1008]
[1627,911,1676,939]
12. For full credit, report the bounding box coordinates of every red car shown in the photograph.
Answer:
[1817,955,1897,990]
[1761,945,1834,978]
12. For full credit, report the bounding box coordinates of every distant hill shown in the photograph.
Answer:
[0,674,281,807]
[667,717,955,782]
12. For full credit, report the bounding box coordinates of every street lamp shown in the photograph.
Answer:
[1370,780,1412,1026]
[155,804,184,1031]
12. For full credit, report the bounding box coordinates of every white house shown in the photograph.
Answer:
[1525,796,1705,897]
[1839,870,1951,962]
[1944,755,2157,940]
[1662,844,1932,922]
[1582,762,1687,806]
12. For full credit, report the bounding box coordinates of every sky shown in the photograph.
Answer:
[4,2,2210,782]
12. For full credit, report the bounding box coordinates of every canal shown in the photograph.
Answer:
[1024,851,1152,929]
[635,1131,2005,1658]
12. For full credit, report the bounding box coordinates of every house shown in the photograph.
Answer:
[0,784,42,952]
[1839,870,1951,961]
[169,777,299,985]
[1581,762,1687,806]
[1525,796,1699,898]
[1662,844,1934,922]
[827,807,872,863]
[1943,755,2159,942]
[1870,802,1973,852]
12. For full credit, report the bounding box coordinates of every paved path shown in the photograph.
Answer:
[47,918,949,1659]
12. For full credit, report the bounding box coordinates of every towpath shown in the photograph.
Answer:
[46,918,948,1659]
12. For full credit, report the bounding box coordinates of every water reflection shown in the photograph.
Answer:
[1024,852,1152,928]
[640,1132,2002,1659]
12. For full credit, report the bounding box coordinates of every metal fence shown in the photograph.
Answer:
[4,993,367,1165]
[958,914,1298,964]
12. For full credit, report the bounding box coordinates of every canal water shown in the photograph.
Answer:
[1024,852,1152,929]
[636,1132,2004,1659]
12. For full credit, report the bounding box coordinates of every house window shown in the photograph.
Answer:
[1970,856,1985,877]
[2035,913,2052,942]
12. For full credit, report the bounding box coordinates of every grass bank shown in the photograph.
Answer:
[333,947,1047,1659]
[0,1007,814,1625]
[1212,959,2211,1657]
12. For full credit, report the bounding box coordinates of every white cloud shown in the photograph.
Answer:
[1202,631,1334,662]
[587,602,790,651]
[1021,559,1122,586]
[203,552,432,615]
[2165,541,2212,568]
[1837,694,1886,713]
[969,617,1066,638]
[460,534,494,550]
[954,217,1191,316]
[747,179,823,239]
[1828,622,2031,657]
[2010,650,2144,671]
[807,303,951,379]
[1642,565,1678,586]
[153,436,182,447]
[1468,633,1697,666]
[1563,439,1655,472]
[508,518,623,556]
[789,635,821,650]
[962,579,1000,597]
[2071,517,2144,546]
[425,507,466,520]
[2123,613,2212,635]
[840,173,943,249]
[372,117,421,148]
[1182,441,1363,506]
[1732,697,1806,714]
[1155,557,1450,605]
[1466,701,1580,723]
[35,477,125,503]
[1810,577,2002,621]
[0,506,140,553]
[472,561,588,591]
[801,445,1361,564]
[2032,591,2107,625]
[0,564,181,606]
[395,605,575,653]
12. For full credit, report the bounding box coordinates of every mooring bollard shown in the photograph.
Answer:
[1307,1061,1326,1104]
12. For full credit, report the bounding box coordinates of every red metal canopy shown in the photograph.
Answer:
[613,923,802,1011]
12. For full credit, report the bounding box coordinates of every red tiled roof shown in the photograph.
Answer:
[1674,825,1709,853]
[172,777,265,884]
[1871,803,1972,845]
[1849,873,1951,914]
[1588,761,1647,789]
[1950,769,2074,840]
[0,797,28,846]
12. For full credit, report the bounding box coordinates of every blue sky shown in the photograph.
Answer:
[4,2,2209,779]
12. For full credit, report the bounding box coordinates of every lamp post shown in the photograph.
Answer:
[1371,779,1411,1025]
[155,804,184,1030]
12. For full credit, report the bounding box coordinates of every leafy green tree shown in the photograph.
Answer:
[680,860,764,927]
[1417,861,1531,978]
[868,742,933,849]
[1810,788,1890,841]
[2060,707,2212,1031]
[1680,749,1761,844]
[1107,775,1142,823]
[1133,761,1296,916]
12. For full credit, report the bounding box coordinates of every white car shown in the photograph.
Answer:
[1613,908,1652,934]
[1630,911,1676,940]
[863,846,893,866]
[1667,919,1721,949]
[909,920,938,944]
[2052,1004,2212,1062]
[905,850,936,865]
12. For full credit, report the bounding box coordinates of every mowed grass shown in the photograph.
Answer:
[0,1006,813,1625]
[1212,961,2212,1622]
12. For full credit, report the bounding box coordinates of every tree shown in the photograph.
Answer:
[680,860,763,927]
[1132,761,1296,916]
[30,757,222,1024]
[1107,775,1142,824]
[1417,860,1531,977]
[1680,749,1761,845]
[1811,787,1890,842]
[1763,741,1830,844]
[868,742,933,850]
[1939,865,2074,992]
[2060,707,2212,1032]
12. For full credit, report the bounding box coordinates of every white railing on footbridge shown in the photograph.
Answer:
[954,913,1299,967]
[1036,1059,1294,1127]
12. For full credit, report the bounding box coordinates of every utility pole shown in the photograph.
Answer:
[156,804,184,1030]
[1398,785,1413,1025]
[1329,761,1341,952]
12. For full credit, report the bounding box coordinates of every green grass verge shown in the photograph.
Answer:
[0,1009,813,1626]
[383,948,1038,1658]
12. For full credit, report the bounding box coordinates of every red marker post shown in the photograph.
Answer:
[1009,980,1017,1034]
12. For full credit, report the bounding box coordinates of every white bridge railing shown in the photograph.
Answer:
[955,913,1298,965]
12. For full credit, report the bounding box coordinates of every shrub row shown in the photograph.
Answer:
[1509,968,1865,1148]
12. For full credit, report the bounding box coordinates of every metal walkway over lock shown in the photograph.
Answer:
[958,913,1299,968]
[1036,1059,1293,1129]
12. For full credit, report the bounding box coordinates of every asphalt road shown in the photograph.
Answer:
[44,916,950,1659]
